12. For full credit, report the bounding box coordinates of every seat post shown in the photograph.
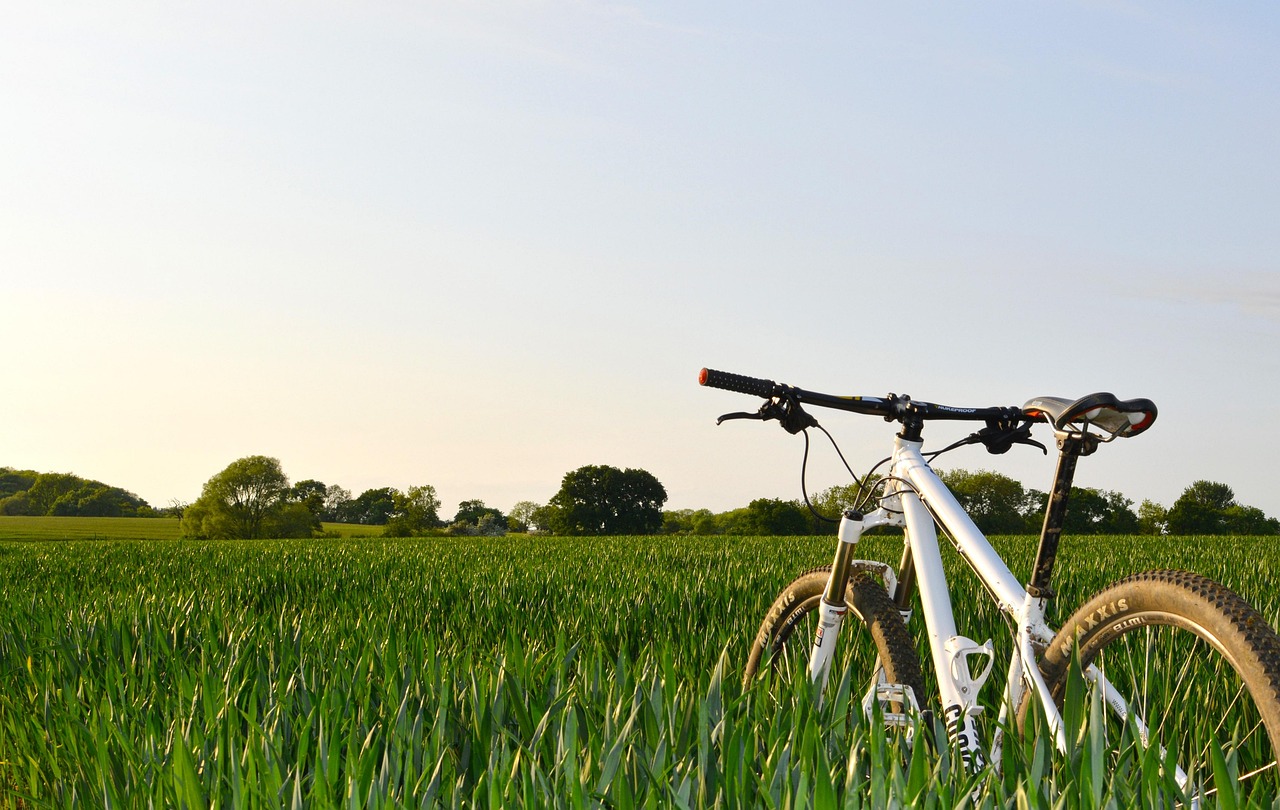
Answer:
[1027,433,1098,598]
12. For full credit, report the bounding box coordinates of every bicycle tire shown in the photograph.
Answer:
[1029,570,1280,799]
[743,566,925,712]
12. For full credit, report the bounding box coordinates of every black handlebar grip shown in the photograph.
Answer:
[698,368,777,398]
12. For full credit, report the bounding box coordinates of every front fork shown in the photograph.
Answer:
[806,510,865,692]
[809,508,995,775]
[806,510,907,704]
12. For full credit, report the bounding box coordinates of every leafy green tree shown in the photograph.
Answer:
[1167,481,1237,535]
[542,465,667,535]
[712,507,752,535]
[737,498,809,536]
[341,487,398,525]
[290,479,327,514]
[1225,505,1280,534]
[323,485,352,522]
[805,481,890,533]
[286,479,327,532]
[507,500,540,532]
[0,491,31,516]
[939,469,1037,535]
[1059,488,1140,535]
[0,468,37,499]
[25,474,83,516]
[1137,499,1168,535]
[1165,481,1280,535]
[530,504,557,534]
[384,485,441,537]
[0,470,149,517]
[453,499,505,528]
[181,455,310,540]
[267,502,322,538]
[662,508,716,535]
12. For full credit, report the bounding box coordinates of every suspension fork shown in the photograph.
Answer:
[807,510,867,693]
[893,541,915,611]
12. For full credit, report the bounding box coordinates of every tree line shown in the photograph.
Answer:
[0,468,152,517]
[660,470,1280,537]
[178,458,667,540]
[175,456,521,540]
[5,460,1277,538]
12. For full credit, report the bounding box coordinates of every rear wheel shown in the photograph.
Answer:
[1031,570,1280,802]
[743,566,924,714]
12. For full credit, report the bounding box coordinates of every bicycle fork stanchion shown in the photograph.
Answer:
[807,510,866,696]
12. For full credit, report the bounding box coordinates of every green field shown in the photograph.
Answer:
[0,515,184,541]
[2,530,1278,807]
[0,516,379,542]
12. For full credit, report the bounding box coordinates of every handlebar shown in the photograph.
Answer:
[698,368,778,399]
[698,367,1026,425]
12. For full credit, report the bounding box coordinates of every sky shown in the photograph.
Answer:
[2,2,1278,521]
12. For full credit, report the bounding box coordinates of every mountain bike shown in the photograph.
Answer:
[699,367,1280,803]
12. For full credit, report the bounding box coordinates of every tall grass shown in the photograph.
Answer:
[2,534,1278,806]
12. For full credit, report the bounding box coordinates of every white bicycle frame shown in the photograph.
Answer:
[806,433,1182,782]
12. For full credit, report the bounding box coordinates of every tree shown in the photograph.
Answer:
[507,500,540,532]
[0,470,149,517]
[1167,481,1237,535]
[453,499,505,528]
[805,481,891,534]
[341,487,398,525]
[662,508,716,535]
[1224,505,1280,535]
[0,468,37,499]
[383,485,441,536]
[1137,499,1168,535]
[323,485,352,522]
[290,479,328,513]
[70,486,135,518]
[542,465,667,535]
[1166,480,1280,535]
[1059,488,1140,535]
[939,469,1038,535]
[24,473,81,515]
[449,499,507,536]
[0,490,31,516]
[738,498,809,535]
[181,455,311,540]
[288,479,327,532]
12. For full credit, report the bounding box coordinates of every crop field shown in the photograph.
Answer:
[3,531,1280,808]
[0,517,376,542]
[0,516,184,542]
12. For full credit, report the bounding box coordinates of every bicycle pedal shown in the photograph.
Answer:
[868,682,921,729]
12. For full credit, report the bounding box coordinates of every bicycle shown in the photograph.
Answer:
[699,367,1280,803]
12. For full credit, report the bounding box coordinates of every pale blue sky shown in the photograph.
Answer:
[3,2,1278,520]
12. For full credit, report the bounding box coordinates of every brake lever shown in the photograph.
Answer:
[1008,435,1048,455]
[716,411,764,425]
[716,395,819,435]
[980,423,1047,455]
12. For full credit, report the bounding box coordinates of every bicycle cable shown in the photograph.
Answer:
[800,425,913,525]
[799,430,838,524]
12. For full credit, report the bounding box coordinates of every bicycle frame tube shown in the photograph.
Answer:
[892,437,1024,613]
[890,435,1068,769]
[812,434,1164,773]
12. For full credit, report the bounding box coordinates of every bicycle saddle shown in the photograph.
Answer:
[1022,392,1157,438]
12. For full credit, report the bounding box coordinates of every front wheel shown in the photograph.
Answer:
[743,565,924,713]
[1032,570,1280,801]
